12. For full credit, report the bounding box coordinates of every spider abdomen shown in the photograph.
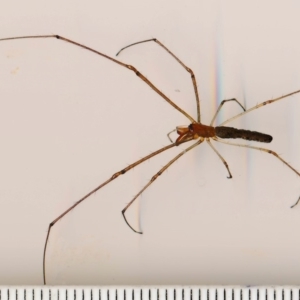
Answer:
[215,126,272,143]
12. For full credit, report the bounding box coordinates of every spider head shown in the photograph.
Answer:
[175,124,198,145]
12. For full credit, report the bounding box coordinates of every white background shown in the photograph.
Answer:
[0,0,300,285]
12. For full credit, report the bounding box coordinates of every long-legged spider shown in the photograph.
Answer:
[1,35,299,284]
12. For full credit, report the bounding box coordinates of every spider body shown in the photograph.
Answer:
[176,123,272,144]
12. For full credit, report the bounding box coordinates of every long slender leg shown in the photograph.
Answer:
[213,137,300,204]
[213,137,300,176]
[219,90,300,126]
[210,98,246,126]
[116,38,201,122]
[206,139,233,178]
[122,138,204,234]
[0,35,196,123]
[291,196,300,208]
[167,129,176,143]
[42,142,183,284]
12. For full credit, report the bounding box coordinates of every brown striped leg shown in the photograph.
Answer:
[42,142,180,284]
[213,137,300,206]
[116,38,201,122]
[122,138,204,234]
[0,35,196,123]
[210,98,246,126]
[206,139,233,178]
[220,90,300,126]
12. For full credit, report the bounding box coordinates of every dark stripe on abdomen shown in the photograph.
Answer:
[215,126,272,143]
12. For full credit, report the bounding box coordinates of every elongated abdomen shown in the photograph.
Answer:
[215,126,272,143]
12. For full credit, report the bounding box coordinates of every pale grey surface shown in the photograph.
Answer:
[0,0,300,285]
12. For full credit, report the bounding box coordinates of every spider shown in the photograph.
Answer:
[1,35,299,284]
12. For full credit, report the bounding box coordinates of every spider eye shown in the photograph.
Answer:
[188,124,194,131]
